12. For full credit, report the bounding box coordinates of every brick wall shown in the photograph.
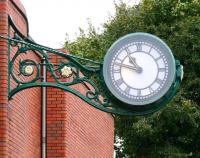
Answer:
[0,0,41,158]
[65,94,114,158]
[8,88,41,158]
[0,0,9,157]
[8,40,41,158]
[8,0,42,158]
[47,53,114,158]
[0,0,114,158]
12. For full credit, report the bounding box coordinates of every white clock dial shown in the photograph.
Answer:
[111,42,168,99]
[103,33,175,106]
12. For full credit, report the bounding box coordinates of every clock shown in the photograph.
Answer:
[103,32,176,106]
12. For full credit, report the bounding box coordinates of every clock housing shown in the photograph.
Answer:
[103,33,176,106]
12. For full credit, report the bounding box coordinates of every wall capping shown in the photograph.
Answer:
[10,0,29,36]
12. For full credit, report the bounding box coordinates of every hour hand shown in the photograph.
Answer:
[128,54,138,66]
[128,56,136,65]
[128,56,143,73]
[126,50,143,72]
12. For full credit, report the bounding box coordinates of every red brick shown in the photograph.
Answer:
[46,52,114,158]
[0,1,114,158]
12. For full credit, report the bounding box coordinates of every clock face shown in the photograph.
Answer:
[103,33,176,106]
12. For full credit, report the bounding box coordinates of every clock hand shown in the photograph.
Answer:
[129,57,143,73]
[126,49,143,73]
[114,62,142,73]
[126,49,137,65]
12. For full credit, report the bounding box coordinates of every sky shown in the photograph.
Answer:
[20,0,140,48]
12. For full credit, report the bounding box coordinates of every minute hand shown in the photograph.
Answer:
[114,62,138,71]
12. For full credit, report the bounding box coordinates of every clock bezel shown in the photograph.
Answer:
[103,32,176,106]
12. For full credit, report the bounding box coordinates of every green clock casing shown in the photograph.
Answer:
[103,32,176,106]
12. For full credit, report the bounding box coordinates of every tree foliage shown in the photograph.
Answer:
[64,0,200,157]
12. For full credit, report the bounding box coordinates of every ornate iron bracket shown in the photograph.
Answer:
[0,34,182,116]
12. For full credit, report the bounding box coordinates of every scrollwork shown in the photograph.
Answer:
[4,35,127,115]
[10,47,41,85]
[0,33,182,116]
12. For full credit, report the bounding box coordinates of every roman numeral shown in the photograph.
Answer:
[158,68,166,72]
[148,46,153,53]
[125,87,131,94]
[149,87,154,93]
[136,43,142,52]
[113,69,120,73]
[155,78,163,85]
[137,89,141,96]
[115,59,122,63]
[115,78,123,86]
[125,47,132,55]
[155,55,163,61]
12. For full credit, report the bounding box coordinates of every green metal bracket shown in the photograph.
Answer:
[1,17,182,116]
[0,34,182,116]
